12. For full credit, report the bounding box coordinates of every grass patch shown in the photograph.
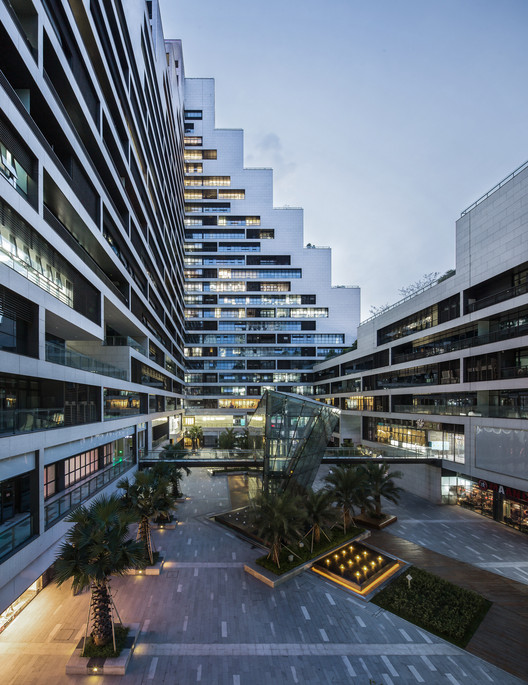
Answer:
[371,566,491,647]
[82,625,129,658]
[255,526,364,575]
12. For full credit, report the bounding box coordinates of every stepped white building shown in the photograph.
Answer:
[182,78,360,442]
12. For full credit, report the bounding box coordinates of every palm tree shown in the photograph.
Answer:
[218,427,237,449]
[151,461,190,499]
[185,424,203,450]
[324,465,368,533]
[248,491,305,567]
[303,488,337,552]
[360,462,403,518]
[118,470,176,564]
[54,494,144,648]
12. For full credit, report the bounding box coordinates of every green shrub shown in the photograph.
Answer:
[372,566,491,647]
[255,526,364,575]
[82,625,130,658]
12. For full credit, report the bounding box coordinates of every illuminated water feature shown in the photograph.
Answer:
[312,541,404,596]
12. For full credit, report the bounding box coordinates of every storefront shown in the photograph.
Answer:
[442,471,528,533]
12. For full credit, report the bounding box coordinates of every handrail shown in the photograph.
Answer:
[0,514,33,562]
[46,341,128,381]
[461,160,528,216]
[44,458,134,529]
[360,281,439,325]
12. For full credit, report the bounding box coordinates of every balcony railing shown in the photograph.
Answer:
[392,322,528,365]
[393,404,528,419]
[44,458,134,529]
[0,408,65,435]
[466,282,528,314]
[46,341,128,381]
[0,514,33,562]
[104,336,148,357]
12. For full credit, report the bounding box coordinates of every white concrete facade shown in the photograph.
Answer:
[0,0,186,618]
[313,162,528,524]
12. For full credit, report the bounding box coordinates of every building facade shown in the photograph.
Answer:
[182,78,359,443]
[0,0,186,623]
[312,162,528,532]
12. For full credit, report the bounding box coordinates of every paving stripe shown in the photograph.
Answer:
[355,615,366,628]
[478,666,494,682]
[417,630,432,644]
[381,655,398,676]
[325,593,336,606]
[359,657,372,678]
[171,562,245,568]
[319,628,329,642]
[445,675,460,685]
[233,676,240,685]
[147,657,158,679]
[408,664,425,682]
[341,656,356,676]
[399,628,412,642]
[133,643,462,657]
[301,606,310,620]
[183,616,188,632]
[221,621,227,638]
[420,655,436,671]
[290,666,299,683]
[382,674,394,685]
[197,663,202,682]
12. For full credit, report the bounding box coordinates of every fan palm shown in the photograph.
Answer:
[303,488,336,552]
[248,491,305,567]
[324,465,368,533]
[54,494,144,647]
[118,470,176,564]
[151,461,189,499]
[360,462,403,517]
[185,424,203,449]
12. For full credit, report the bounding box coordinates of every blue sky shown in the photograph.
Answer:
[159,0,528,317]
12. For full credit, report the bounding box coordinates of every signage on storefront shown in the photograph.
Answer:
[477,478,528,503]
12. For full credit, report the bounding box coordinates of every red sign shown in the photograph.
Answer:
[478,478,528,503]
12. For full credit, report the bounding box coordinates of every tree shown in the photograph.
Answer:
[248,491,305,568]
[360,462,403,518]
[185,424,203,449]
[54,494,144,648]
[218,427,237,449]
[302,489,336,552]
[398,272,440,298]
[151,460,189,499]
[118,470,176,564]
[324,465,368,533]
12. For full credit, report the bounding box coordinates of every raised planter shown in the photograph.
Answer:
[66,622,139,676]
[150,520,178,530]
[127,551,165,575]
[354,514,397,530]
[244,531,371,588]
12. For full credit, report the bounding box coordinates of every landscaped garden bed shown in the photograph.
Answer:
[371,565,491,647]
[255,526,365,575]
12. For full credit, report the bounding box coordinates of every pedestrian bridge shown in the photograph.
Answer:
[138,447,443,468]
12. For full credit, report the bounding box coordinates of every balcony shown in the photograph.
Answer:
[393,404,528,419]
[104,335,148,357]
[44,458,134,529]
[0,408,65,435]
[46,341,128,381]
[0,514,34,562]
[466,282,528,314]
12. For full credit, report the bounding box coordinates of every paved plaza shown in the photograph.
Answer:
[1,467,527,684]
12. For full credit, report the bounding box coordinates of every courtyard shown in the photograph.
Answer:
[0,466,527,685]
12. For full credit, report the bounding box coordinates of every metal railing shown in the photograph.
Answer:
[44,458,134,529]
[466,282,528,314]
[0,408,65,435]
[139,449,263,463]
[461,159,528,216]
[104,336,148,356]
[0,514,33,562]
[46,341,128,381]
[393,404,528,419]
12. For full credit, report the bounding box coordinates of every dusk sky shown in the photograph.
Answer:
[159,0,528,318]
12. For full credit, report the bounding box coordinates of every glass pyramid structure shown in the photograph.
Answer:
[247,390,340,494]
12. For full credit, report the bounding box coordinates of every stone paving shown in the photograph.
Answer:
[0,467,527,684]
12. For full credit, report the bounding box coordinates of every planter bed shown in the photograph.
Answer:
[66,622,139,676]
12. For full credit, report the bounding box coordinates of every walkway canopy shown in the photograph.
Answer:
[247,390,340,494]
